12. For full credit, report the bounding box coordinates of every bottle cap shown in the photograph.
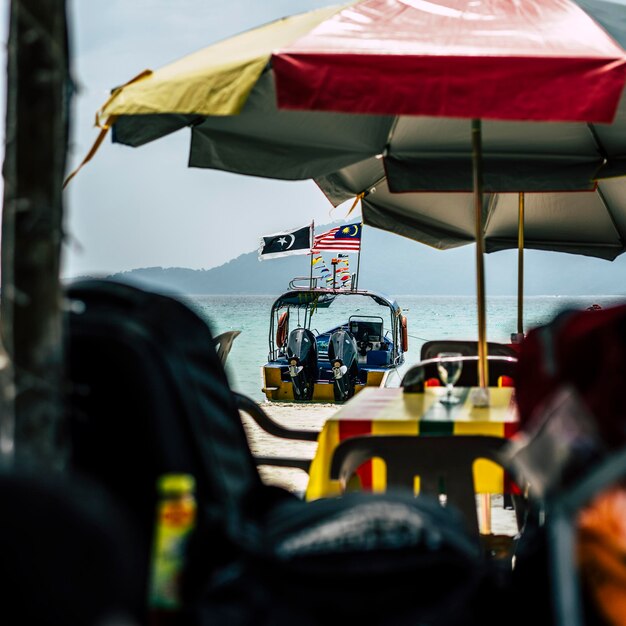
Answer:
[157,473,196,495]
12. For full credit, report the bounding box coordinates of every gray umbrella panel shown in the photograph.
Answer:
[386,116,607,192]
[349,176,626,260]
[483,182,626,259]
[112,113,197,147]
[361,186,481,251]
[113,72,395,180]
[593,88,626,178]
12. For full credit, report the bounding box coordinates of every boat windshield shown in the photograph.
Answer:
[269,290,402,362]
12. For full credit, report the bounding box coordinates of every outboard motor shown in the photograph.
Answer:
[286,328,318,401]
[328,330,359,402]
[356,331,373,358]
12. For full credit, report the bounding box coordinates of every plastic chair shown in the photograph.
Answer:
[233,391,317,473]
[330,434,508,535]
[420,340,518,360]
[214,330,241,364]
[402,355,518,390]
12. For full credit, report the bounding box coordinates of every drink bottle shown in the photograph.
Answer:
[148,473,197,626]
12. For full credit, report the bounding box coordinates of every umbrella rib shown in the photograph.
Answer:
[383,117,399,157]
[365,175,387,195]
[363,201,474,246]
[345,175,387,201]
[580,124,623,252]
[486,236,622,250]
[482,193,498,233]
[586,122,610,179]
[596,184,626,250]
[586,123,609,160]
[189,115,207,127]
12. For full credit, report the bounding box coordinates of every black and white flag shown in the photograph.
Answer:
[258,223,312,260]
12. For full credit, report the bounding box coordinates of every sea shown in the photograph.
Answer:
[181,293,626,403]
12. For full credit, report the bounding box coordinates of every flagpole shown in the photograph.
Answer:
[355,222,363,290]
[309,220,314,289]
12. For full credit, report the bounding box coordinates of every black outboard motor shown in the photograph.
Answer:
[286,328,318,401]
[356,331,373,358]
[328,330,359,402]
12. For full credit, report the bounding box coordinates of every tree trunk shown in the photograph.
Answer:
[1,0,70,468]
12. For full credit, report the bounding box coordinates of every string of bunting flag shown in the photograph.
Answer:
[312,253,352,288]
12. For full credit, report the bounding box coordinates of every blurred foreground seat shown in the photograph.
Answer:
[65,279,493,626]
[0,472,141,626]
[507,304,626,626]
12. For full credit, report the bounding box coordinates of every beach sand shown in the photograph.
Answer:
[242,402,519,536]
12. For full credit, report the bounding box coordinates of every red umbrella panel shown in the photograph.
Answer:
[272,0,626,122]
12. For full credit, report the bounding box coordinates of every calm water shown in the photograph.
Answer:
[183,294,626,402]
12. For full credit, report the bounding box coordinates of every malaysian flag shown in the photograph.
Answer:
[312,223,361,252]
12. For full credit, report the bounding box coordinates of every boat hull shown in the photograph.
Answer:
[261,365,390,402]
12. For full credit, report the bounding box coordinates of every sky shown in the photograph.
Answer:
[2,0,626,285]
[62,0,345,277]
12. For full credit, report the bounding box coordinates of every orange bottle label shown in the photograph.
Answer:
[161,500,195,527]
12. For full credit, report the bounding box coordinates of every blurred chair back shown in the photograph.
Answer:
[66,280,264,603]
[420,340,517,360]
[65,280,491,626]
[0,472,141,625]
[507,305,626,626]
[214,330,241,365]
[402,355,518,390]
[330,435,507,535]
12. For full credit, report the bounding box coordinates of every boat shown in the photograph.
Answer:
[261,277,408,402]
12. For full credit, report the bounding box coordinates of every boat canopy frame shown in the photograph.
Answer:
[268,287,404,363]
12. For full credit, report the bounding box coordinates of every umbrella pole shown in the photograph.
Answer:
[472,120,489,390]
[355,222,363,290]
[472,119,491,530]
[517,193,525,336]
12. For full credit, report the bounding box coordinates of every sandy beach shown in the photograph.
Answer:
[242,402,518,536]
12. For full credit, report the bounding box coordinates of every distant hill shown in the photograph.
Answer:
[107,222,626,296]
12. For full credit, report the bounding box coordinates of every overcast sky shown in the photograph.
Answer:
[62,0,346,277]
[3,1,626,282]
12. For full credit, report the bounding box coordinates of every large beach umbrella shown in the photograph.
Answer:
[73,0,626,390]
[317,159,626,260]
[316,163,626,335]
